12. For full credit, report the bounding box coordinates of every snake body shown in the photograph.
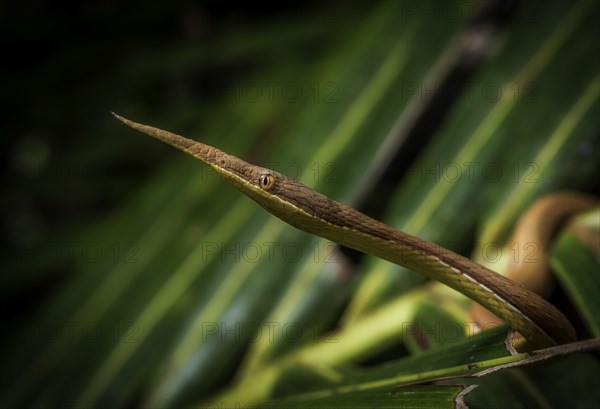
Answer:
[471,192,597,330]
[114,114,577,348]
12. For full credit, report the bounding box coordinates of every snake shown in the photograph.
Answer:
[470,192,597,331]
[113,113,577,348]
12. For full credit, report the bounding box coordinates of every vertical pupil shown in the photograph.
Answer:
[261,175,271,188]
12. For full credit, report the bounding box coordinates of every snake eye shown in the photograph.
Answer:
[259,174,275,190]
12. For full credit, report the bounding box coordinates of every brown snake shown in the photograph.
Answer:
[471,192,597,332]
[114,113,579,348]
